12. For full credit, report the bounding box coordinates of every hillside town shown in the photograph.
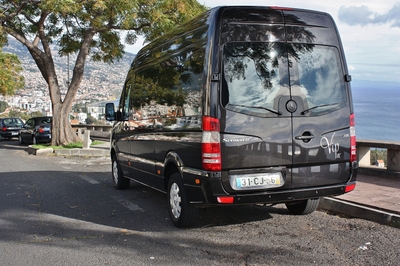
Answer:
[0,38,134,124]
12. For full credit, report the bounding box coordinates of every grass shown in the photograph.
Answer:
[32,140,104,150]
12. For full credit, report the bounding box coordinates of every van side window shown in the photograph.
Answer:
[119,82,131,120]
[130,28,207,130]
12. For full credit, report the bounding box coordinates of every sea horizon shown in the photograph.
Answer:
[352,86,400,143]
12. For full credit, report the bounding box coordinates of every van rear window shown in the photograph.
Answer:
[222,42,346,117]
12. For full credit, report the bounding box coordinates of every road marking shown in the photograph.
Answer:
[112,195,144,212]
[79,175,100,184]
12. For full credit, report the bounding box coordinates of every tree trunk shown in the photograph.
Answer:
[51,101,81,146]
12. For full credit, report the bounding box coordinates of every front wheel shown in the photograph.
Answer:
[285,198,320,215]
[167,173,199,228]
[112,155,130,190]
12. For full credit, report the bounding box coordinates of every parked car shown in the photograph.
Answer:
[106,6,357,228]
[0,118,24,140]
[19,117,52,145]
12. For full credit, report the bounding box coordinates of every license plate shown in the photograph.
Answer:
[230,172,284,190]
[11,132,18,135]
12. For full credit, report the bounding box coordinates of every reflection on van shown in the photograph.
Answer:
[106,6,357,228]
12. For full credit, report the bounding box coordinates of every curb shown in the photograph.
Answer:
[54,148,109,157]
[27,146,54,156]
[27,145,109,157]
[319,197,400,226]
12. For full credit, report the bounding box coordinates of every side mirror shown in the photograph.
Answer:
[105,103,116,121]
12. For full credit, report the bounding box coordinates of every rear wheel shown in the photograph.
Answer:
[112,155,130,190]
[285,198,320,215]
[167,172,199,228]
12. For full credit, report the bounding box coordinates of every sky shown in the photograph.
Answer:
[124,0,400,85]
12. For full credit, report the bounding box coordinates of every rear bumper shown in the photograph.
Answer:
[35,134,52,143]
[184,170,357,205]
[0,131,19,138]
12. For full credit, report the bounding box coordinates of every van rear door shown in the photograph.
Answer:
[219,14,294,192]
[218,7,353,192]
[284,10,353,188]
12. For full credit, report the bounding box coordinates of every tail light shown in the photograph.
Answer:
[1,127,6,132]
[350,113,356,162]
[202,116,221,171]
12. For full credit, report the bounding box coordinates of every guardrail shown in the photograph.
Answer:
[357,140,400,178]
[72,124,111,141]
[72,124,400,178]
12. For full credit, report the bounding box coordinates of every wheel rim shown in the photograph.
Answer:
[112,160,119,184]
[169,183,181,219]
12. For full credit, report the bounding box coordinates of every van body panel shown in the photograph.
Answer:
[107,6,357,224]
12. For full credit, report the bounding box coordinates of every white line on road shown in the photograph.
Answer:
[112,195,144,212]
[79,175,100,184]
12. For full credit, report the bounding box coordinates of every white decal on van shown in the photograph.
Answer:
[320,133,341,159]
[223,138,251,143]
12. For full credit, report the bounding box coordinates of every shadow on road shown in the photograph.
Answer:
[0,169,292,241]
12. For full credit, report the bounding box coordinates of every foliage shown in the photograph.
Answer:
[370,148,387,166]
[0,31,24,95]
[0,100,8,113]
[29,111,45,118]
[0,0,207,145]
[0,109,46,120]
[7,109,30,120]
[85,114,98,125]
[32,140,103,149]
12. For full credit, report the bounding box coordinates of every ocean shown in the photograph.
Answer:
[352,86,400,142]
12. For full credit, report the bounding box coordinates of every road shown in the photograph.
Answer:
[0,140,399,265]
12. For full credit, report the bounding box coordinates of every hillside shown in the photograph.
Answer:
[2,38,135,102]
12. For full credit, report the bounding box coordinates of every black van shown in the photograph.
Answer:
[105,6,358,228]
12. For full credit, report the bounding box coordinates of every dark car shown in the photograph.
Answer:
[19,117,52,145]
[0,118,24,140]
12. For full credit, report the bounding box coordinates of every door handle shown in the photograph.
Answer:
[295,135,315,140]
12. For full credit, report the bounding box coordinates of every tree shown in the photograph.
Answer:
[0,100,8,113]
[30,110,45,117]
[0,30,24,96]
[0,0,207,145]
[85,114,98,125]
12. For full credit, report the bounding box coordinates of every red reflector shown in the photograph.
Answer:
[345,183,356,193]
[217,196,234,204]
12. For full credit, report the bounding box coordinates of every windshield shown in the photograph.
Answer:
[222,42,347,117]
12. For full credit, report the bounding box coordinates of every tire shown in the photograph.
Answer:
[112,155,130,190]
[18,135,24,144]
[167,172,199,228]
[32,136,37,145]
[285,198,320,215]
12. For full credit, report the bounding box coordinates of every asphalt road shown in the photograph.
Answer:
[1,140,399,265]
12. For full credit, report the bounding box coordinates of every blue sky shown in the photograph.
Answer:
[124,1,400,84]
